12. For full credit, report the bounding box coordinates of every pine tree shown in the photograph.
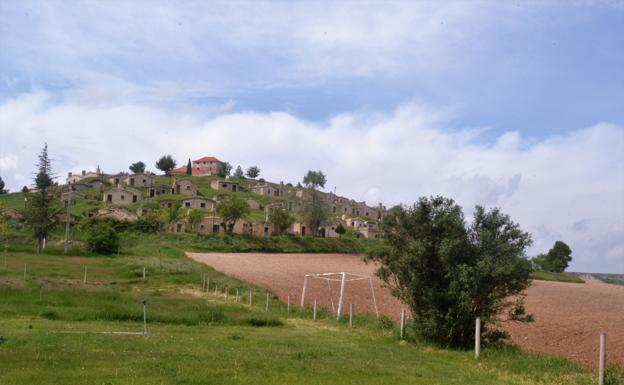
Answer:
[24,144,59,253]
[186,158,192,175]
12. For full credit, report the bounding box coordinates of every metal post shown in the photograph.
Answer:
[300,275,309,309]
[265,291,269,311]
[287,295,291,313]
[400,309,406,340]
[313,298,317,321]
[249,289,253,306]
[349,304,354,328]
[369,277,380,319]
[143,267,146,282]
[143,300,148,335]
[206,278,209,293]
[599,332,607,385]
[336,272,346,320]
[84,266,87,284]
[236,288,239,302]
[475,317,481,359]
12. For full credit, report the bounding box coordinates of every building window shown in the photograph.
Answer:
[200,203,206,208]
[107,194,112,202]
[121,195,125,200]
[133,195,138,202]
[185,202,191,208]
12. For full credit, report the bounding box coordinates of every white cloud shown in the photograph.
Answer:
[0,154,18,171]
[1,91,622,273]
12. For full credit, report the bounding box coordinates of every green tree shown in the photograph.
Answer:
[168,202,182,223]
[0,176,8,194]
[335,223,346,237]
[303,170,326,189]
[532,241,572,273]
[129,161,146,174]
[368,196,532,349]
[155,155,177,175]
[302,170,328,236]
[217,195,250,233]
[0,203,14,252]
[186,158,192,175]
[186,208,203,232]
[24,144,59,253]
[233,165,244,178]
[218,162,232,178]
[21,186,29,193]
[86,222,120,254]
[268,207,294,235]
[246,166,260,179]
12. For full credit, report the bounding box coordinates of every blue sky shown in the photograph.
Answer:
[0,1,623,272]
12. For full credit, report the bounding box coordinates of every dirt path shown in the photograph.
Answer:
[188,252,623,367]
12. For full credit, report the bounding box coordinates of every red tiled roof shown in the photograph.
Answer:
[193,156,221,163]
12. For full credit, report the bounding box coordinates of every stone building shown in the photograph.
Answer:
[124,173,152,188]
[174,178,197,196]
[170,156,223,176]
[249,182,284,197]
[103,187,142,206]
[182,196,216,210]
[210,180,239,192]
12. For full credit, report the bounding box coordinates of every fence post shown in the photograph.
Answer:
[214,284,218,296]
[265,291,269,312]
[349,304,354,328]
[599,332,607,385]
[236,288,239,302]
[313,298,317,321]
[142,267,146,282]
[287,295,291,313]
[206,278,209,293]
[23,263,27,280]
[249,289,253,306]
[143,300,148,335]
[400,309,406,340]
[225,287,229,301]
[84,265,88,284]
[475,317,481,359]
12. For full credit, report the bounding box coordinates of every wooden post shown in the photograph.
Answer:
[287,295,291,313]
[23,263,26,280]
[300,275,309,309]
[313,298,317,321]
[265,291,269,312]
[475,317,481,359]
[249,289,253,306]
[400,309,406,340]
[84,266,88,283]
[349,304,354,328]
[236,288,239,302]
[336,272,347,320]
[158,248,162,270]
[143,300,148,335]
[599,332,607,385]
[206,278,209,293]
[368,277,380,319]
[214,284,218,296]
[142,267,146,282]
[225,287,229,301]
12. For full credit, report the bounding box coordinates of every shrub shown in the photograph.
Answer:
[86,222,120,254]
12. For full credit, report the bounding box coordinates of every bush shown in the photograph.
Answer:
[86,222,120,254]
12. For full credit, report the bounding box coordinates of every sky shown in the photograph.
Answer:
[0,1,623,273]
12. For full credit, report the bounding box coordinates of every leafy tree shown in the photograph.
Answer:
[335,223,346,237]
[186,158,192,175]
[24,144,59,253]
[217,195,250,233]
[0,203,14,252]
[302,170,328,236]
[21,186,29,193]
[155,155,177,175]
[368,196,532,349]
[532,241,572,273]
[218,162,232,178]
[167,202,182,223]
[246,166,260,179]
[86,222,120,254]
[268,207,294,235]
[303,170,326,189]
[186,208,203,232]
[233,165,244,178]
[0,176,8,194]
[129,161,146,174]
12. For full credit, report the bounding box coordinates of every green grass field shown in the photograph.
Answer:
[530,270,585,283]
[0,239,621,384]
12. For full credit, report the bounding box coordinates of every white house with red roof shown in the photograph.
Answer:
[170,156,223,176]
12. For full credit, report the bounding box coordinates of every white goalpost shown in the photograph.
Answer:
[300,272,379,320]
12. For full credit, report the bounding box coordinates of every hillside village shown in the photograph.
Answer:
[62,156,386,239]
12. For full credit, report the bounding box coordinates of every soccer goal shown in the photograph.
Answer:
[299,272,379,320]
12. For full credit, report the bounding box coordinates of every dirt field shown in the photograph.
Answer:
[188,252,623,367]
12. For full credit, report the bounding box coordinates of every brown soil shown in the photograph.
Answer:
[188,252,624,367]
